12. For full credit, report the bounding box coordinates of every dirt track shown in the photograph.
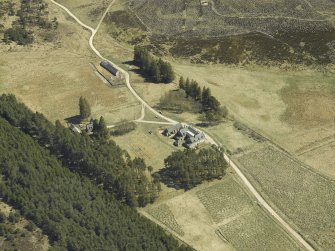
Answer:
[49,1,315,250]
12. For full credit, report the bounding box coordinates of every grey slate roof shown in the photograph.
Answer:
[164,123,183,135]
[100,60,119,76]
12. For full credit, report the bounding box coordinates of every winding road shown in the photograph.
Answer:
[50,1,314,250]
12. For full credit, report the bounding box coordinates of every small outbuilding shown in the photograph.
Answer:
[201,0,209,6]
[69,123,81,134]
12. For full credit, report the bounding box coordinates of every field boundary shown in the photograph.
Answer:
[296,134,335,156]
[139,209,194,249]
[49,1,315,250]
[232,143,335,250]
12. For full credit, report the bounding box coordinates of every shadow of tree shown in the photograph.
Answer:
[64,115,82,124]
[154,168,187,190]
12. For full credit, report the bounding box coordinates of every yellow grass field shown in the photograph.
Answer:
[0,2,140,125]
[142,174,301,251]
[112,123,176,170]
[171,61,335,177]
[1,1,333,250]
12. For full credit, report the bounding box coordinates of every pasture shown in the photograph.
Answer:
[201,121,258,153]
[171,61,335,177]
[146,204,184,236]
[236,145,335,250]
[143,174,300,251]
[112,123,176,170]
[217,209,299,251]
[0,2,140,125]
[56,0,108,27]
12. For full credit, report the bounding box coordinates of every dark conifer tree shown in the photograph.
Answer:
[185,78,190,97]
[179,76,185,89]
[0,118,193,250]
[97,116,109,140]
[133,47,175,83]
[151,60,161,82]
[195,85,202,101]
[79,96,91,120]
[201,87,211,110]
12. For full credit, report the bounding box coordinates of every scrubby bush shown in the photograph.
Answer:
[110,121,137,136]
[0,212,6,223]
[3,27,34,45]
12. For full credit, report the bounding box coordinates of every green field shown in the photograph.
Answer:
[112,123,176,170]
[146,204,184,236]
[217,209,299,251]
[196,176,300,251]
[145,174,301,251]
[197,176,252,223]
[236,145,335,250]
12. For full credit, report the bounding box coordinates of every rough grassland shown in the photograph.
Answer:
[0,2,140,125]
[236,145,335,250]
[217,210,299,251]
[0,201,49,251]
[171,61,335,177]
[143,174,300,251]
[197,176,252,223]
[146,204,184,236]
[112,123,176,170]
[128,0,335,64]
[56,0,108,27]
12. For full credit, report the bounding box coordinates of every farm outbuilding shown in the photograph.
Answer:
[185,132,205,148]
[100,60,121,78]
[163,124,206,148]
[69,123,81,134]
[163,123,183,137]
[200,0,209,6]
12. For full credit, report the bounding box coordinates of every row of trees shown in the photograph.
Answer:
[179,76,228,122]
[133,46,228,123]
[134,46,175,83]
[0,94,158,207]
[0,118,191,250]
[164,147,228,189]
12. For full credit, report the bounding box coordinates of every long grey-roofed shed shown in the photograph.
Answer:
[100,60,119,76]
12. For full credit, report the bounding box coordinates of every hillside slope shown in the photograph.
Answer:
[125,0,335,64]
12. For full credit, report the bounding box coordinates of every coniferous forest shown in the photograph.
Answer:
[178,77,229,123]
[0,118,191,250]
[164,147,228,189]
[0,94,158,208]
[0,95,190,250]
[134,46,175,83]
